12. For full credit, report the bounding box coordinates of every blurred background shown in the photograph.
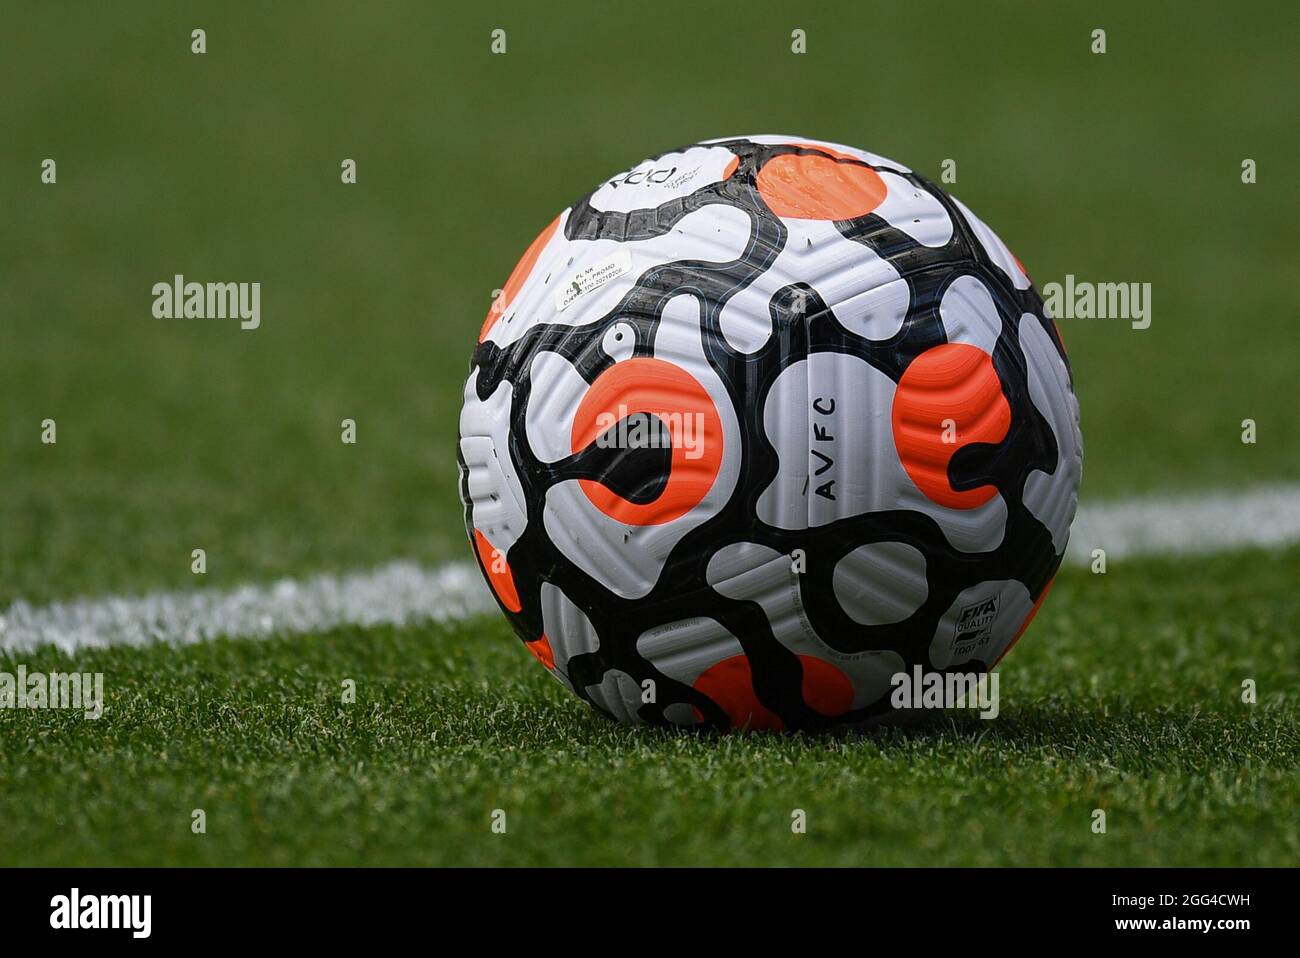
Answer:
[2,0,1295,604]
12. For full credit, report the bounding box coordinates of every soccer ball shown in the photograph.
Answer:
[459,135,1081,731]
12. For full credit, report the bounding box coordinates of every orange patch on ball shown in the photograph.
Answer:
[692,654,784,731]
[480,213,561,342]
[891,343,1010,509]
[473,528,522,612]
[757,147,887,220]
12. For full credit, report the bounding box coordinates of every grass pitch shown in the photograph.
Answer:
[3,547,1296,867]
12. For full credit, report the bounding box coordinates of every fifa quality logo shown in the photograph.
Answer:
[953,595,1001,658]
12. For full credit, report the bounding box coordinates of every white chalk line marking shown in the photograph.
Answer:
[0,562,495,654]
[2,484,1297,653]
[1064,482,1300,563]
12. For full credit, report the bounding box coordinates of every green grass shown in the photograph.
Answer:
[3,547,1296,867]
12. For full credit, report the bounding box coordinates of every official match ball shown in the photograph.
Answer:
[459,135,1082,731]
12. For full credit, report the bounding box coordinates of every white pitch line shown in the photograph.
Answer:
[1064,482,1300,564]
[0,561,495,654]
[1,484,1297,653]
